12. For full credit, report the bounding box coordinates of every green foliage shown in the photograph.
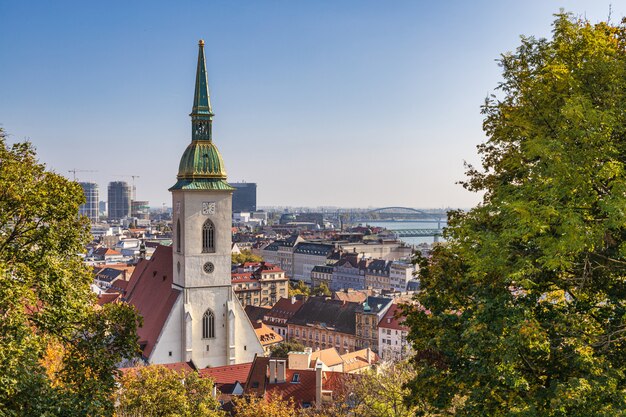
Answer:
[231,249,263,265]
[289,280,310,297]
[405,14,626,416]
[115,365,224,417]
[349,361,420,417]
[232,392,297,417]
[0,130,140,416]
[269,340,305,358]
[312,282,332,297]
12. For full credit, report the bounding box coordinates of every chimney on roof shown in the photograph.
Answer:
[276,359,286,383]
[291,296,296,304]
[315,361,323,408]
[366,348,372,364]
[269,359,277,384]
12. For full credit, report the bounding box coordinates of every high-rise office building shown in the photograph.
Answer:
[78,182,99,222]
[108,181,132,220]
[231,182,257,212]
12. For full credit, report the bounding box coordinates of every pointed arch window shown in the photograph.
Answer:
[202,219,215,253]
[202,309,215,339]
[176,219,181,253]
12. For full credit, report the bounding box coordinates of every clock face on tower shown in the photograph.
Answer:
[202,202,216,215]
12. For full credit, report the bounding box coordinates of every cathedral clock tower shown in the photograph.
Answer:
[168,40,263,368]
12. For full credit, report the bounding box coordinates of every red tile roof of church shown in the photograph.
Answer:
[125,245,180,358]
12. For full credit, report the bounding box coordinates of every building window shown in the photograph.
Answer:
[176,219,181,252]
[202,309,215,339]
[202,219,215,253]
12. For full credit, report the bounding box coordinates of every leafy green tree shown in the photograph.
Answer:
[115,365,224,417]
[231,249,263,265]
[231,392,297,417]
[405,14,626,416]
[312,282,332,297]
[348,361,420,417]
[0,130,140,416]
[269,340,306,358]
[289,280,311,297]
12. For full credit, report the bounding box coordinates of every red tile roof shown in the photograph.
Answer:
[256,262,283,273]
[125,245,180,358]
[106,279,129,294]
[231,272,256,283]
[199,362,253,385]
[96,292,121,305]
[244,356,352,407]
[264,297,304,320]
[378,303,408,331]
[265,369,347,406]
[94,247,122,256]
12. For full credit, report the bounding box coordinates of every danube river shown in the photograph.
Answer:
[365,220,447,246]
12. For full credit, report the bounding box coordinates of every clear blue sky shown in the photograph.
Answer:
[1,0,623,209]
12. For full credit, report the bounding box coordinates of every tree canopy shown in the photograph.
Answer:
[289,280,311,297]
[0,130,140,416]
[232,249,263,265]
[269,340,306,358]
[405,13,626,416]
[115,365,223,417]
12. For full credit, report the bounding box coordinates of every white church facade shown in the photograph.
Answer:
[125,40,263,368]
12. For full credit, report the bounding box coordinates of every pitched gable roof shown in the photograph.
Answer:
[244,305,271,323]
[125,245,180,358]
[310,347,343,367]
[293,242,334,256]
[199,362,253,385]
[265,297,304,321]
[288,298,359,335]
[378,303,409,331]
[254,323,283,346]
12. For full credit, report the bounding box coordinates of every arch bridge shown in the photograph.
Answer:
[357,207,447,223]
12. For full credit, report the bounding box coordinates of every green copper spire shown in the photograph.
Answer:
[191,39,213,141]
[192,40,213,115]
[170,40,234,192]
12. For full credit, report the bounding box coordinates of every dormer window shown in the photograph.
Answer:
[292,373,300,383]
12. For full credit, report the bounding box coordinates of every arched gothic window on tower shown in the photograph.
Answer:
[202,309,215,339]
[202,219,215,253]
[176,219,181,253]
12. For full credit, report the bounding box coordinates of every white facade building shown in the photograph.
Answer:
[389,261,417,292]
[378,303,412,361]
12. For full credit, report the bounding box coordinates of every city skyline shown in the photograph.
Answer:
[1,0,623,208]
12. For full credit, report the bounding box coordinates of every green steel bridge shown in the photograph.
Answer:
[391,229,443,238]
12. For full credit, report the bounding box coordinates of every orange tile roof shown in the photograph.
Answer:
[254,323,283,346]
[310,348,343,367]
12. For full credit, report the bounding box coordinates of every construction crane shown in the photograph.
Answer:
[68,169,97,181]
[117,175,141,199]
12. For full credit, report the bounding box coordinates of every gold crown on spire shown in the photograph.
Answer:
[199,39,205,46]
